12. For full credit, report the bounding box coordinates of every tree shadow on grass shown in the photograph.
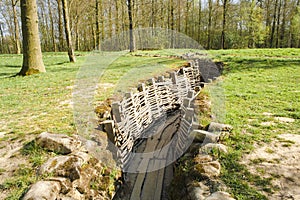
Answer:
[0,72,19,78]
[222,57,300,75]
[47,66,78,73]
[51,61,70,66]
[0,64,20,68]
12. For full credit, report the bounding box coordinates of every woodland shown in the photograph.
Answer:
[1,0,300,55]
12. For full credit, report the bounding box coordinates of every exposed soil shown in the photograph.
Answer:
[0,138,28,199]
[241,131,300,200]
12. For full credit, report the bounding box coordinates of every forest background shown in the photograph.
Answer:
[1,0,300,55]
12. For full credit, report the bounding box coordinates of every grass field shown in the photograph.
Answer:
[0,51,186,199]
[210,48,300,199]
[0,48,299,199]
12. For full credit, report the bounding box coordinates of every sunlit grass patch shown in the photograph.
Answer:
[212,48,300,199]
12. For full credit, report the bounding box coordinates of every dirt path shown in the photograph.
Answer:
[0,138,28,199]
[241,133,300,200]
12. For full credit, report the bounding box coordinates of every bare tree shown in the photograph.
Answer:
[221,0,229,49]
[48,0,56,52]
[95,0,101,50]
[11,0,21,54]
[57,0,64,51]
[270,0,279,47]
[0,22,4,53]
[19,0,45,76]
[276,0,282,48]
[207,0,212,49]
[127,0,135,52]
[62,0,76,62]
[280,0,287,47]
[198,0,202,43]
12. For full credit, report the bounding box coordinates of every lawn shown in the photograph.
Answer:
[209,48,300,199]
[0,50,186,199]
[0,48,299,199]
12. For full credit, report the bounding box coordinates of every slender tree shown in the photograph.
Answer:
[19,0,45,76]
[57,0,64,51]
[127,0,135,52]
[185,0,189,35]
[62,0,76,62]
[12,0,21,54]
[280,0,287,47]
[221,0,229,49]
[276,0,282,47]
[95,0,101,50]
[108,0,113,38]
[248,0,256,48]
[198,0,202,43]
[48,0,56,52]
[270,0,279,47]
[169,0,175,48]
[207,0,213,49]
[0,22,4,53]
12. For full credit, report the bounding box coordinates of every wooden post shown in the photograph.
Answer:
[148,78,156,85]
[188,90,195,98]
[183,98,191,108]
[185,108,194,123]
[112,102,122,123]
[170,72,178,84]
[158,76,165,82]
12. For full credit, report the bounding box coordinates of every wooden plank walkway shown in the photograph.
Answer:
[113,111,181,200]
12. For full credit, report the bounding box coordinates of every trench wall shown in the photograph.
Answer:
[109,58,220,168]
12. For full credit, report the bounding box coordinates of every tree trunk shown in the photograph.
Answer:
[177,0,181,32]
[198,0,202,43]
[0,22,4,53]
[75,19,80,50]
[280,0,287,47]
[160,0,165,29]
[62,0,76,62]
[48,0,57,52]
[57,0,64,51]
[191,0,195,38]
[270,0,279,48]
[92,23,96,49]
[290,0,300,47]
[115,0,120,35]
[221,0,228,49]
[39,0,50,51]
[12,0,21,54]
[265,0,271,47]
[170,0,175,48]
[19,0,45,76]
[127,0,135,52]
[108,1,113,38]
[275,0,282,48]
[207,0,212,49]
[248,0,255,48]
[100,0,105,40]
[95,0,101,50]
[151,0,155,32]
[185,0,189,35]
[121,1,126,49]
[296,0,300,48]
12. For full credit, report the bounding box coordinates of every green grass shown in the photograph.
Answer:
[209,48,300,199]
[96,52,186,101]
[0,52,83,137]
[0,50,186,199]
[0,48,299,199]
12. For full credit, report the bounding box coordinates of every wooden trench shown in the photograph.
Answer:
[101,59,218,200]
